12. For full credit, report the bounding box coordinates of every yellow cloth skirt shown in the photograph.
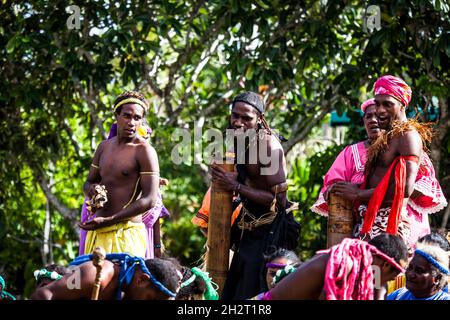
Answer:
[84,221,146,257]
[387,274,406,294]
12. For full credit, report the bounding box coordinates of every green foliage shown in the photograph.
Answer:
[288,143,346,260]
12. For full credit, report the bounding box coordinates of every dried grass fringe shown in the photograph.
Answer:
[364,119,435,176]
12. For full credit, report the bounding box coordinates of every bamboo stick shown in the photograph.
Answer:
[91,247,106,300]
[206,157,234,297]
[327,193,353,248]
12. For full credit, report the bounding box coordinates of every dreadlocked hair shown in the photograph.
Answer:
[365,118,434,177]
[114,91,149,115]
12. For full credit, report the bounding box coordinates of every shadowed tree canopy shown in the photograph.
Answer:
[0,0,448,297]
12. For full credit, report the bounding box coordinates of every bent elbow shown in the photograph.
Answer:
[141,196,157,211]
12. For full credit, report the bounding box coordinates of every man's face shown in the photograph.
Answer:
[363,104,382,141]
[230,101,259,133]
[115,103,145,138]
[405,255,440,297]
[374,94,403,129]
[375,257,407,285]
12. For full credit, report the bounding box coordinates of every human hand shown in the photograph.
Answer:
[330,182,361,201]
[87,183,100,199]
[79,216,113,231]
[159,178,169,186]
[210,163,238,191]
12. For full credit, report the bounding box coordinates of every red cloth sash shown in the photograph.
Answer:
[361,155,419,235]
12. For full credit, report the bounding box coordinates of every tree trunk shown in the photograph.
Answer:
[431,97,450,229]
[42,166,54,266]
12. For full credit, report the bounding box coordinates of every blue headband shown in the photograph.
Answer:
[415,249,450,275]
[71,253,177,299]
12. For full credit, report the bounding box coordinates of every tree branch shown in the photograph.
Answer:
[35,174,79,230]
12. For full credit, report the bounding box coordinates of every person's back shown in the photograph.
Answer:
[31,256,180,300]
[267,234,408,300]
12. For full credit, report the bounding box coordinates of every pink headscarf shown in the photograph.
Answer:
[373,75,412,107]
[360,98,376,113]
[317,238,405,300]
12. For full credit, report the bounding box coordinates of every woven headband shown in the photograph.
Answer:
[114,98,148,113]
[415,249,450,275]
[266,262,287,269]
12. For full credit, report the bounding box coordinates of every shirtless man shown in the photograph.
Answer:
[30,256,179,300]
[211,91,298,300]
[332,75,428,247]
[80,91,160,257]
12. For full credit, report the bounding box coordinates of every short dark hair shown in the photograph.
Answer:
[368,234,408,264]
[144,258,180,297]
[418,232,450,251]
[176,267,207,300]
[114,91,148,115]
[36,264,68,286]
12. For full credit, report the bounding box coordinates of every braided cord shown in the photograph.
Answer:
[70,253,176,299]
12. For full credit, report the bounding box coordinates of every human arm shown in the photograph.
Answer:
[397,131,422,198]
[81,143,160,230]
[210,137,286,207]
[83,141,105,199]
[331,182,375,202]
[269,253,329,300]
[153,218,161,258]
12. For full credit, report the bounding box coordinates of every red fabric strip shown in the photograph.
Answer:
[361,155,418,235]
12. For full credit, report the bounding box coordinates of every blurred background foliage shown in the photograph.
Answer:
[0,0,449,297]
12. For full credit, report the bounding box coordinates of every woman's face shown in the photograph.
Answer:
[266,257,290,290]
[405,254,441,298]
[363,104,382,141]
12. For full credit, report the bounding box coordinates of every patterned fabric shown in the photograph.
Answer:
[84,221,147,257]
[354,205,411,246]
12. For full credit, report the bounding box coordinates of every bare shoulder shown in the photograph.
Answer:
[392,128,423,156]
[136,139,157,157]
[267,133,283,150]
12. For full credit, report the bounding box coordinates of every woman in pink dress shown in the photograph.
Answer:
[311,99,447,247]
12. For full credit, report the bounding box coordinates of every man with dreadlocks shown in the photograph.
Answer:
[79,91,160,257]
[211,91,299,300]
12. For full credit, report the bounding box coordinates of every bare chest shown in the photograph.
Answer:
[99,145,139,180]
